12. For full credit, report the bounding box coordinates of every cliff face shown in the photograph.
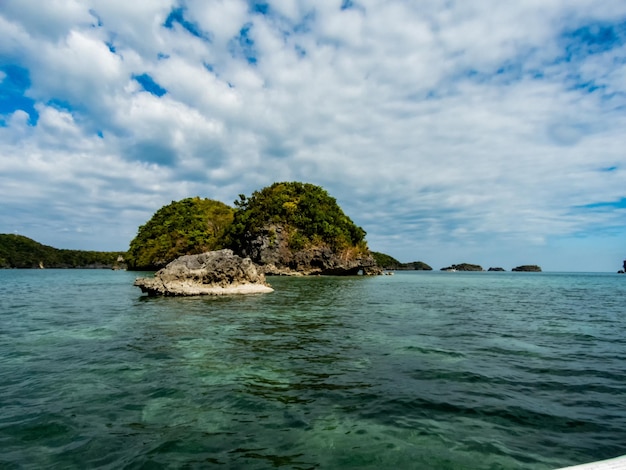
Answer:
[240,224,382,276]
[226,182,382,276]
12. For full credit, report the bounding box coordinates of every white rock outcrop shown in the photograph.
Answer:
[134,249,273,296]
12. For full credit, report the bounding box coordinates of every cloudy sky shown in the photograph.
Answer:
[1,1,625,271]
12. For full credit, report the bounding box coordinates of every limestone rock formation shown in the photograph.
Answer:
[134,249,273,296]
[240,224,382,276]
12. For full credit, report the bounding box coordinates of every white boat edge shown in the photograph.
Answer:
[555,454,626,470]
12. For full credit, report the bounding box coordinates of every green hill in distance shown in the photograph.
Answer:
[0,234,126,269]
[372,251,432,270]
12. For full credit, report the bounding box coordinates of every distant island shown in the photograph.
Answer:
[441,263,484,272]
[437,264,542,272]
[371,252,432,270]
[0,234,126,269]
[512,265,542,272]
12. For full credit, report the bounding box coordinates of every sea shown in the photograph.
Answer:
[1,269,625,469]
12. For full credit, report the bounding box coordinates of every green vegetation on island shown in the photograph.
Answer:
[126,197,234,270]
[225,182,367,254]
[371,252,399,268]
[0,234,125,269]
[372,252,432,270]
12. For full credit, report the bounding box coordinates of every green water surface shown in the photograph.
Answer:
[1,270,625,469]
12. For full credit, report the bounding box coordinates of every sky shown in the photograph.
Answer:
[1,0,625,272]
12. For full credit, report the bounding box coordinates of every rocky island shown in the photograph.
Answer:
[440,263,484,272]
[134,249,273,296]
[131,182,383,295]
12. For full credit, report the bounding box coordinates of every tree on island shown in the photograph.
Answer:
[126,197,234,270]
[225,182,367,254]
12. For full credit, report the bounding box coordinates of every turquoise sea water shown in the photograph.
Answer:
[1,269,625,469]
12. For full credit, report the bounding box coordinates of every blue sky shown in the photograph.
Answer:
[1,0,625,272]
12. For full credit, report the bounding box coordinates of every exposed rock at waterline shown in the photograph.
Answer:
[241,224,383,276]
[134,249,273,296]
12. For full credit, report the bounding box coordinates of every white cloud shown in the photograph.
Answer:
[30,30,125,101]
[0,0,625,270]
[0,0,93,40]
[87,0,176,56]
[185,0,249,46]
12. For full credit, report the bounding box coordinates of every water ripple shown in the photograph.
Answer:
[1,270,626,469]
